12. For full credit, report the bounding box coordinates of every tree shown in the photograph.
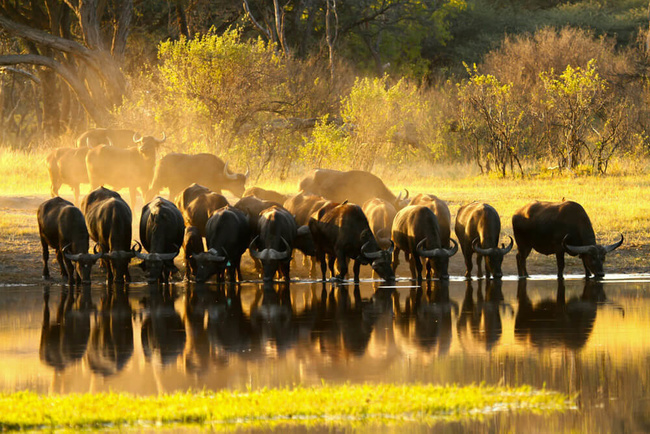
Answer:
[0,0,133,138]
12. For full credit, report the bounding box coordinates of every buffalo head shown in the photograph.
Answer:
[563,234,623,279]
[472,236,514,279]
[416,238,458,280]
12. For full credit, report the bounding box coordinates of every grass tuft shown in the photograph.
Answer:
[0,384,571,430]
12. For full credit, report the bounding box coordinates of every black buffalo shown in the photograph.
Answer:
[299,169,408,208]
[83,187,134,283]
[455,202,513,279]
[512,201,623,279]
[134,197,185,284]
[37,197,101,285]
[392,205,458,281]
[194,206,251,283]
[148,153,249,201]
[309,202,394,282]
[249,206,309,282]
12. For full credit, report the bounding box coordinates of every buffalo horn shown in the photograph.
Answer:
[297,225,311,237]
[361,240,383,259]
[62,244,82,261]
[155,132,167,143]
[205,248,227,262]
[250,237,291,261]
[245,164,250,179]
[417,238,458,258]
[133,132,143,143]
[132,240,147,259]
[604,234,624,253]
[91,244,103,260]
[500,236,514,255]
[249,236,262,259]
[223,162,238,180]
[472,237,493,256]
[562,235,595,255]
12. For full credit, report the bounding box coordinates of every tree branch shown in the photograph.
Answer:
[242,0,271,41]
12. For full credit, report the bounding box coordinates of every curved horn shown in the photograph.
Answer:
[62,244,82,261]
[249,236,262,259]
[403,189,409,200]
[603,234,624,253]
[563,235,595,256]
[417,238,457,258]
[91,244,103,260]
[386,239,395,254]
[206,248,226,262]
[131,241,146,259]
[156,251,179,261]
[265,237,292,261]
[500,235,514,255]
[223,162,238,180]
[106,136,113,147]
[361,240,383,259]
[155,132,166,143]
[245,164,250,179]
[472,237,494,256]
[132,132,143,143]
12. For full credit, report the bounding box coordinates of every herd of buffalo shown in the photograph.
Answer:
[39,127,624,286]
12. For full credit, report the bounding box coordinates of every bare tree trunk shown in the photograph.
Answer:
[325,0,338,82]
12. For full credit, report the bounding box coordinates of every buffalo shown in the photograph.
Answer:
[362,198,397,244]
[83,187,134,283]
[194,206,251,283]
[243,186,289,204]
[147,153,249,201]
[392,205,458,281]
[512,201,623,279]
[46,147,89,205]
[37,197,101,285]
[86,133,165,207]
[455,202,513,279]
[299,169,408,209]
[175,184,229,236]
[309,202,395,282]
[249,206,308,282]
[134,197,185,284]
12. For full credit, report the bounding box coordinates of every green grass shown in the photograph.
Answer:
[0,384,570,430]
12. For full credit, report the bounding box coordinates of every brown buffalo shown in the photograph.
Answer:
[176,184,230,236]
[362,198,397,244]
[243,187,289,204]
[455,202,513,279]
[299,169,408,209]
[86,134,164,207]
[46,147,89,205]
[147,153,249,201]
[512,200,623,279]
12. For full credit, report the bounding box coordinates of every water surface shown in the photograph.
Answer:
[1,276,649,432]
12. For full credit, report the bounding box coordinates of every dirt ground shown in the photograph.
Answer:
[1,194,647,286]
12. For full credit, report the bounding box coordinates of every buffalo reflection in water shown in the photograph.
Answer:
[393,280,458,356]
[141,285,186,366]
[86,284,134,376]
[457,279,512,352]
[514,279,612,350]
[40,285,94,372]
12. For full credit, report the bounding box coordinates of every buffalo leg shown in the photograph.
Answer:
[335,252,348,280]
[72,184,80,206]
[63,257,75,286]
[463,249,473,280]
[55,249,68,280]
[328,255,336,278]
[317,252,328,281]
[476,254,484,278]
[392,247,401,272]
[516,247,531,278]
[555,252,565,279]
[413,254,423,282]
[41,238,51,279]
[281,261,291,283]
[352,260,362,283]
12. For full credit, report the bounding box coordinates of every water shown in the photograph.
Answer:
[1,276,649,432]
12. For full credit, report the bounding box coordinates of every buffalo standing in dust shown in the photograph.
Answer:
[512,200,623,279]
[37,197,101,285]
[134,197,185,284]
[176,184,229,236]
[455,202,513,279]
[309,202,395,282]
[392,205,458,281]
[243,186,289,204]
[86,133,165,207]
[147,153,249,201]
[299,169,409,208]
[46,147,89,205]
